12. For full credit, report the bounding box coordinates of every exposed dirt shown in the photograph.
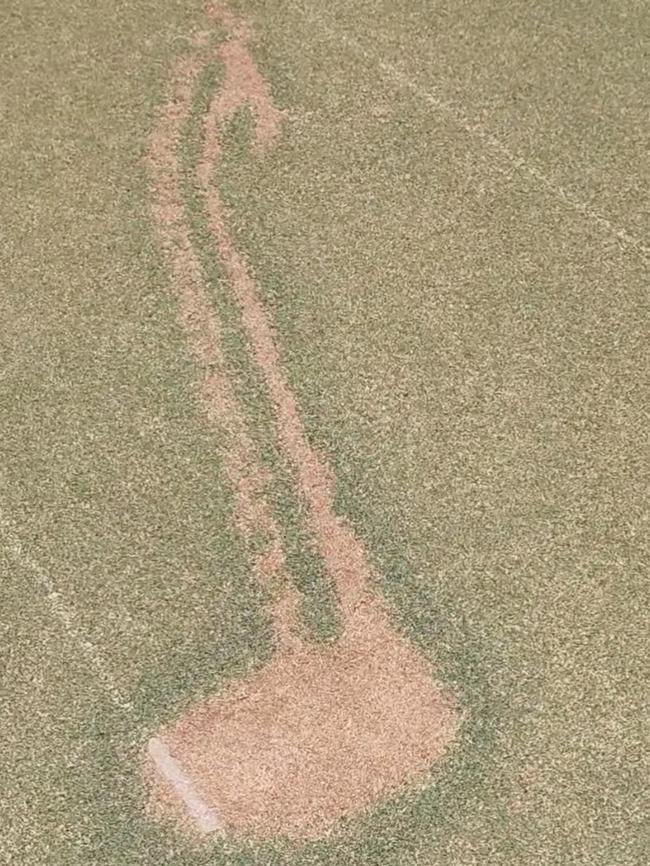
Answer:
[161,595,457,840]
[146,2,459,842]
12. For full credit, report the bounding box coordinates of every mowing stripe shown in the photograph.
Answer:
[300,6,650,265]
[0,506,134,715]
[148,737,223,833]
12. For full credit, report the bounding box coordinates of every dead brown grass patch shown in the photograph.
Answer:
[160,596,456,840]
[145,2,460,841]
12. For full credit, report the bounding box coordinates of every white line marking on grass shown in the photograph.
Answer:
[0,506,134,715]
[301,8,650,266]
[373,58,650,263]
[0,508,220,832]
[148,737,223,833]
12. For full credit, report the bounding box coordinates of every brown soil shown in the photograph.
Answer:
[145,2,459,842]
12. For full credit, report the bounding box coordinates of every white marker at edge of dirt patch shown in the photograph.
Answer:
[148,737,223,834]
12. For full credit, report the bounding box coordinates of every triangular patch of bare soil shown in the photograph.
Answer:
[145,2,460,842]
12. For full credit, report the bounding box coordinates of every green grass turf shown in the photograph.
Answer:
[2,0,649,863]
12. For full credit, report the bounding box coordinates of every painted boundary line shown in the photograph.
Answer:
[148,737,223,833]
[299,6,650,266]
[0,507,224,832]
[0,506,134,716]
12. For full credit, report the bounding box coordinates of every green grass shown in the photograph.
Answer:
[2,0,649,864]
